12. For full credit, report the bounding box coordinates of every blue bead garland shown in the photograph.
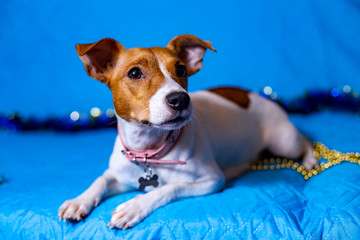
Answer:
[0,109,117,132]
[0,86,358,132]
[260,86,359,114]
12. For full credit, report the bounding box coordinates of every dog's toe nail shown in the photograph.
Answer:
[123,223,130,230]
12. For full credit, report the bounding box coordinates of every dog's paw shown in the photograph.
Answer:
[301,142,319,170]
[302,153,319,170]
[58,197,95,222]
[108,195,150,230]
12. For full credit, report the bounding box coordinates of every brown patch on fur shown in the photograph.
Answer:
[108,47,188,123]
[150,47,188,90]
[76,38,124,84]
[108,48,162,123]
[208,87,250,109]
[167,35,216,76]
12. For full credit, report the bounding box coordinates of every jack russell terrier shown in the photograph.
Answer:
[58,35,318,230]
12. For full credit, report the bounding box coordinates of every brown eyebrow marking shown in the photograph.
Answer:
[127,58,150,67]
[207,87,250,109]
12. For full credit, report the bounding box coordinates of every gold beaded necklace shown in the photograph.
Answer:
[250,143,360,180]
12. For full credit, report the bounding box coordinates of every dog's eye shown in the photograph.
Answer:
[128,67,143,80]
[176,65,187,77]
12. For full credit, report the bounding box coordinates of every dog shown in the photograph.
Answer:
[58,35,318,230]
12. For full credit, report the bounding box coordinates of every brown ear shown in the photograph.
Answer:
[167,35,216,76]
[75,38,124,83]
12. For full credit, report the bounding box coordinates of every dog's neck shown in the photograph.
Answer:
[116,117,171,151]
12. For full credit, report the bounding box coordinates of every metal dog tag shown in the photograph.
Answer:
[138,164,159,190]
[138,174,159,191]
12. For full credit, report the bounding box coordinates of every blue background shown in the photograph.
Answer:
[1,0,360,116]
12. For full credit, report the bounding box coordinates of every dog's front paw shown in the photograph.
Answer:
[58,197,94,222]
[109,195,150,230]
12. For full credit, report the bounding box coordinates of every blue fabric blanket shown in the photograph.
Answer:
[1,112,360,239]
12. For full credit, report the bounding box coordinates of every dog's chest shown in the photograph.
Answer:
[109,148,191,191]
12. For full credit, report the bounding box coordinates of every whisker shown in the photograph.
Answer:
[194,109,202,122]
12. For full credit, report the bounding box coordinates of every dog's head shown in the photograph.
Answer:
[76,35,215,130]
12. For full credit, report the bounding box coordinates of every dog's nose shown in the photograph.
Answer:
[166,92,190,111]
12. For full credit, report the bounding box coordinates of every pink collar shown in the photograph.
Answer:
[117,122,187,165]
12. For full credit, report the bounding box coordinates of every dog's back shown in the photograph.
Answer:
[190,87,299,179]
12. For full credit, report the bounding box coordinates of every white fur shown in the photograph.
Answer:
[58,67,317,230]
[148,57,192,126]
[116,117,169,151]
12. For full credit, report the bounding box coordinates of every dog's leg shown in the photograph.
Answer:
[266,120,318,170]
[223,160,257,181]
[109,177,224,230]
[58,169,129,221]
